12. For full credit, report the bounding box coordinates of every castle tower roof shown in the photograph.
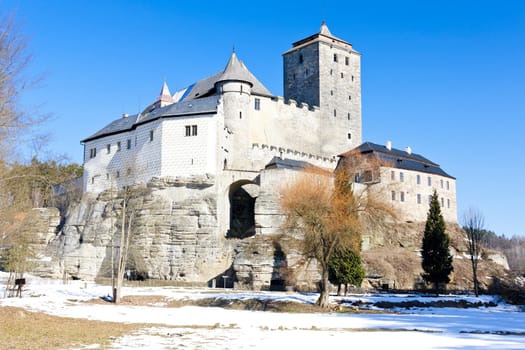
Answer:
[288,21,356,52]
[215,51,272,96]
[156,81,174,108]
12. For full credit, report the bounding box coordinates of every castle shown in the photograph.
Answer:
[74,23,457,284]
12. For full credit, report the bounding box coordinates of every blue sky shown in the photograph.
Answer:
[4,0,525,237]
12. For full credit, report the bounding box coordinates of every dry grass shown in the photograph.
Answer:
[0,306,143,350]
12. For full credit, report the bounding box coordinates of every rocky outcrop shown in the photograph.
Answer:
[34,176,234,284]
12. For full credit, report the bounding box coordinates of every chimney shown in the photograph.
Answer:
[386,140,392,151]
[405,146,412,155]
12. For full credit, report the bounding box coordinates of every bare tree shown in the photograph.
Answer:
[462,208,485,296]
[0,11,45,160]
[280,166,394,308]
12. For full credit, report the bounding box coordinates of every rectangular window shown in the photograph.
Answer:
[106,144,111,154]
[429,195,432,204]
[117,141,121,151]
[440,179,444,189]
[333,109,337,117]
[89,148,97,158]
[116,170,120,178]
[417,174,421,185]
[333,53,338,62]
[417,194,421,204]
[192,125,198,136]
[149,130,154,142]
[446,181,450,190]
[391,191,396,201]
[185,125,191,136]
[400,172,404,182]
[441,197,444,207]
[347,133,351,140]
[428,176,432,186]
[126,139,131,149]
[391,171,395,181]
[447,199,450,208]
[345,56,349,65]
[254,98,260,110]
[106,173,110,180]
[400,192,405,202]
[91,176,95,184]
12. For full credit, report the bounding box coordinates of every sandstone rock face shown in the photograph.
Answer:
[35,176,234,284]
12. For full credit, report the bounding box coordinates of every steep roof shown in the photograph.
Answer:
[339,141,455,179]
[178,51,272,100]
[81,95,219,143]
[265,156,327,172]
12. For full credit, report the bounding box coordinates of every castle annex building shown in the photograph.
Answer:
[77,23,457,283]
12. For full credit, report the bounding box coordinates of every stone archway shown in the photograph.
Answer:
[228,180,259,238]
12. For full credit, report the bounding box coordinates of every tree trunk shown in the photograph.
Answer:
[336,284,341,296]
[316,269,330,308]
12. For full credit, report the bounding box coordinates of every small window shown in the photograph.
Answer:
[440,179,444,189]
[340,72,344,78]
[117,141,121,152]
[348,95,352,100]
[127,139,131,149]
[185,125,191,137]
[400,192,405,202]
[106,173,110,180]
[447,199,450,208]
[417,194,421,204]
[347,133,351,140]
[149,130,154,142]
[89,148,97,158]
[239,111,242,119]
[299,54,303,64]
[400,172,404,182]
[330,69,333,75]
[254,98,261,110]
[192,125,198,136]
[330,90,333,96]
[333,109,337,117]
[441,197,444,207]
[391,171,395,181]
[333,53,338,62]
[91,176,95,184]
[391,191,396,201]
[352,75,355,82]
[428,195,432,204]
[345,56,349,65]
[347,113,350,120]
[116,170,120,178]
[417,174,421,185]
[106,144,111,154]
[446,181,450,190]
[428,176,432,186]
[127,168,131,176]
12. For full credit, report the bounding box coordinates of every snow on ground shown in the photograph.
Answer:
[1,273,525,349]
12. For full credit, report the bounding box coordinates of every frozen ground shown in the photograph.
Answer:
[1,273,525,349]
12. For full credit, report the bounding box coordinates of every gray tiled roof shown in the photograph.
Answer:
[82,95,219,143]
[265,156,317,171]
[339,141,455,179]
[180,52,272,100]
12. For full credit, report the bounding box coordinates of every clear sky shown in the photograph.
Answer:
[4,0,525,237]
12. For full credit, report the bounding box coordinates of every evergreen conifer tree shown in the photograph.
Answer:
[421,190,453,291]
[328,248,365,295]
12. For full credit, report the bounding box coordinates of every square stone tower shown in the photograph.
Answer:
[283,22,362,152]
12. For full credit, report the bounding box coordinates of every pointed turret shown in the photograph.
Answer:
[319,21,332,36]
[215,51,272,96]
[158,81,174,107]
